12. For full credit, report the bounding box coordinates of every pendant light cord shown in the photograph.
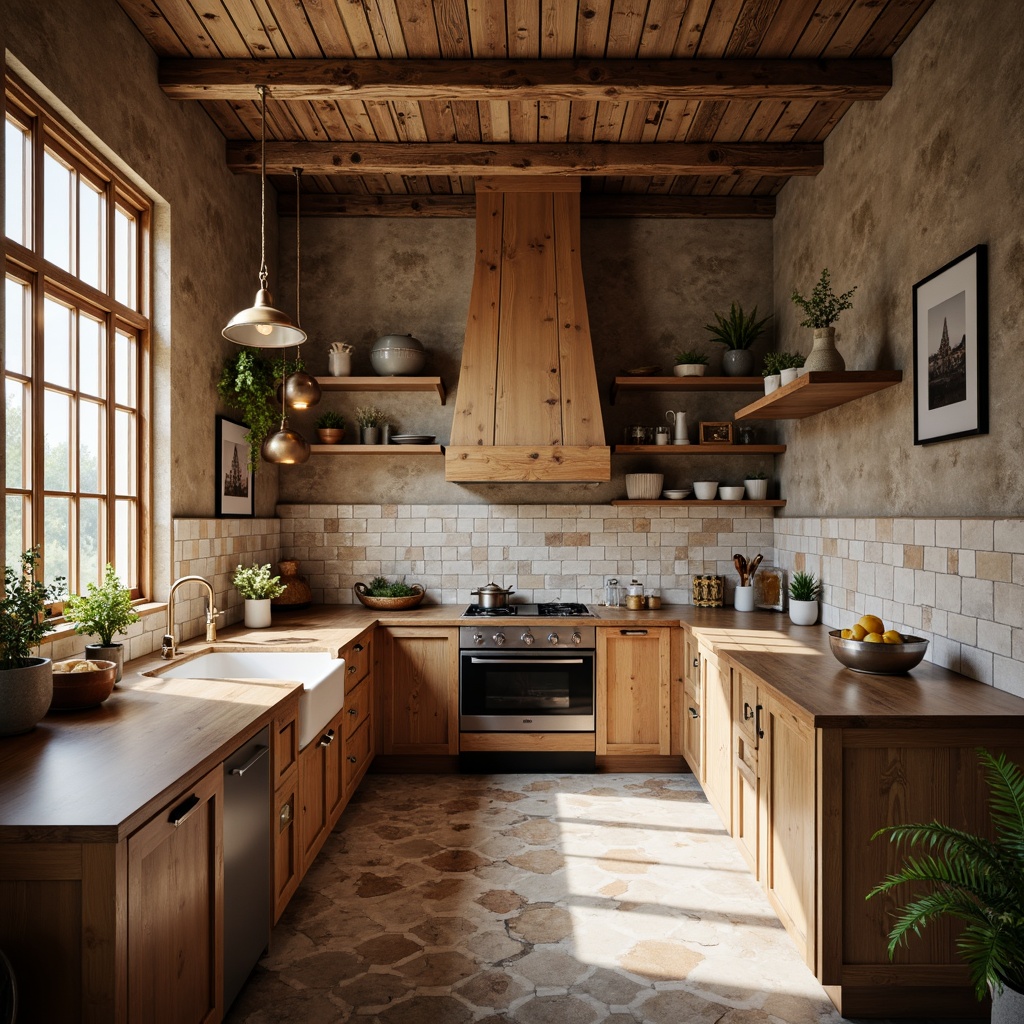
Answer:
[294,167,302,326]
[258,85,268,291]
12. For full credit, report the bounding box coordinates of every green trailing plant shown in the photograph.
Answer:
[314,410,346,430]
[775,351,805,371]
[366,575,416,598]
[1,549,64,668]
[232,563,286,601]
[762,352,783,377]
[355,406,384,428]
[704,302,771,351]
[63,563,140,647]
[788,571,820,602]
[867,748,1024,1001]
[674,348,709,366]
[791,268,857,329]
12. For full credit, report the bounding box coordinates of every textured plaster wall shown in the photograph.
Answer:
[278,216,774,505]
[2,0,281,558]
[772,0,1024,518]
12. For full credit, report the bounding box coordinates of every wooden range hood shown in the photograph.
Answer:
[445,177,610,483]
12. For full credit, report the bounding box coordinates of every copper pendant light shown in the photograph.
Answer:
[283,167,321,409]
[222,86,306,349]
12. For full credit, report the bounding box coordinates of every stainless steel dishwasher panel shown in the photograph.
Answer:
[223,725,271,1011]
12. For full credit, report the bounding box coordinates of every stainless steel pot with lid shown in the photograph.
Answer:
[470,582,515,608]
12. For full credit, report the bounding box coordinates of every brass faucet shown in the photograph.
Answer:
[161,575,219,658]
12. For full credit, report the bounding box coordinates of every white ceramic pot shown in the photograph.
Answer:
[789,599,818,626]
[673,364,706,377]
[734,586,754,611]
[244,598,272,629]
[764,374,781,394]
[744,478,769,501]
[780,367,799,385]
[992,979,1024,1024]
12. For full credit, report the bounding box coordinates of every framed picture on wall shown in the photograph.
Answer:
[216,415,254,517]
[699,421,734,445]
[912,245,988,445]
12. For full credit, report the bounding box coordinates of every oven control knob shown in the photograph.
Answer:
[547,633,560,645]
[493,632,506,646]
[473,633,485,645]
[571,631,582,646]
[521,632,535,646]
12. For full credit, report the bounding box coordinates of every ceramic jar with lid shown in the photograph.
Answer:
[370,334,426,376]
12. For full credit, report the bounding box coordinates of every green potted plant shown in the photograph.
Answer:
[790,268,857,372]
[868,748,1024,1021]
[232,563,286,629]
[743,469,769,501]
[704,302,772,377]
[761,351,783,393]
[355,406,385,445]
[775,351,806,385]
[787,571,820,625]
[353,575,425,610]
[314,409,346,445]
[672,348,709,377]
[0,548,64,736]
[63,563,141,682]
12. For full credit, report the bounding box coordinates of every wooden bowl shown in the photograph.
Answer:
[353,582,425,610]
[49,659,117,710]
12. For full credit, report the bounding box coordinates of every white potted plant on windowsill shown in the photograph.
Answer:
[232,563,286,629]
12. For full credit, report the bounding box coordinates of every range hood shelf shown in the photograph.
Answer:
[315,376,446,405]
[610,375,764,404]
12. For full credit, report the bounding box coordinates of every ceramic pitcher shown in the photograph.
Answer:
[666,410,689,444]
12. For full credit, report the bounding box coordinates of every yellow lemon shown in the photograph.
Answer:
[864,632,884,643]
[858,614,886,636]
[882,630,904,644]
[850,623,868,641]
[840,628,854,640]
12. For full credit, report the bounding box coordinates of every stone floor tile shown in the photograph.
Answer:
[512,948,590,987]
[396,950,478,986]
[513,994,601,1024]
[507,905,574,944]
[455,968,531,1009]
[355,934,423,966]
[376,994,475,1024]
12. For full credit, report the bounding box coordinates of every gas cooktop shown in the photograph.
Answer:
[462,602,594,618]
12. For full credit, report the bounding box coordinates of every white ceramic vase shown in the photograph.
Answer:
[734,585,754,611]
[789,599,818,625]
[244,598,272,629]
[744,478,769,501]
[764,374,781,394]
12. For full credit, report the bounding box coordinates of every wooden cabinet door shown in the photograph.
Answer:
[597,627,671,755]
[381,627,458,756]
[325,707,347,827]
[273,774,299,923]
[731,669,761,877]
[297,726,334,874]
[127,764,223,1024]
[760,692,816,970]
[700,643,732,829]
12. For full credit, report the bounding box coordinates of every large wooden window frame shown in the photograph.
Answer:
[4,73,152,600]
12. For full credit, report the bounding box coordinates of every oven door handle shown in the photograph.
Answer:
[468,657,586,665]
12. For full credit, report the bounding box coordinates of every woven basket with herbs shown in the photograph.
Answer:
[353,576,425,610]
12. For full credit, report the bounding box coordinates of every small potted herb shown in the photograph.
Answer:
[672,349,709,377]
[788,571,820,625]
[704,302,772,377]
[232,563,286,629]
[775,351,806,385]
[762,352,783,394]
[791,268,857,372]
[355,406,385,445]
[314,409,346,445]
[0,549,64,736]
[743,470,769,501]
[63,563,141,682]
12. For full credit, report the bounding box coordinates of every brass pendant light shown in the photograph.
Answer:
[283,168,321,409]
[222,86,307,349]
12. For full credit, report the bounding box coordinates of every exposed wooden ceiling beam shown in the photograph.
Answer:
[229,141,822,177]
[160,57,891,103]
[276,194,776,219]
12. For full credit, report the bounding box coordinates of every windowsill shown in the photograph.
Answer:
[38,601,168,648]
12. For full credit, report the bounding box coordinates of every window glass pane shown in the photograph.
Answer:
[78,313,103,396]
[114,205,137,308]
[6,493,30,568]
[43,150,74,273]
[114,330,136,407]
[80,497,103,588]
[43,495,70,590]
[5,379,29,488]
[78,178,104,290]
[115,500,136,588]
[114,409,136,495]
[80,398,104,493]
[43,389,72,491]
[5,117,29,247]
[43,297,73,388]
[5,276,29,375]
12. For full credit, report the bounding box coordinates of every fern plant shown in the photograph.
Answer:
[867,748,1024,1000]
[704,302,771,351]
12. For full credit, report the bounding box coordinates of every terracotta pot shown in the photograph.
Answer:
[0,658,53,736]
[804,326,846,371]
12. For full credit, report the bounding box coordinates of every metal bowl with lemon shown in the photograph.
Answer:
[828,613,928,674]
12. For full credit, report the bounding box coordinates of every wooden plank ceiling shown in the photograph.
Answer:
[115,0,935,217]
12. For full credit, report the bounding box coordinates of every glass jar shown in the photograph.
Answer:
[605,578,622,607]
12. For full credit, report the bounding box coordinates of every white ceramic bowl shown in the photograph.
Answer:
[662,489,689,500]
[625,473,664,500]
[692,481,719,500]
[719,485,745,501]
[673,364,706,377]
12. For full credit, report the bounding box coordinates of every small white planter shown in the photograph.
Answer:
[764,374,781,394]
[780,367,799,385]
[734,585,754,611]
[244,598,272,629]
[673,363,707,377]
[789,599,818,625]
[744,478,769,501]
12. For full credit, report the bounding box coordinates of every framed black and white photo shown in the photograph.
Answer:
[216,415,254,517]
[912,245,988,445]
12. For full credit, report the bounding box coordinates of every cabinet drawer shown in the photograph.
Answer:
[735,670,758,745]
[344,716,372,793]
[274,778,299,922]
[275,711,298,783]
[343,634,372,692]
[343,675,371,738]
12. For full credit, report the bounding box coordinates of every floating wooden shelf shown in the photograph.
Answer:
[309,444,443,454]
[315,376,447,405]
[733,371,902,420]
[610,375,764,404]
[613,443,785,454]
[611,499,787,507]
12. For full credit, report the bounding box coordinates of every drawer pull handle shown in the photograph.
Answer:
[230,744,269,777]
[688,706,699,719]
[347,707,358,716]
[348,664,357,674]
[279,801,292,830]
[318,729,335,748]
[169,794,200,828]
[353,643,364,652]
[692,657,699,669]
[620,629,648,636]
[755,704,765,740]
[347,755,358,764]
[743,702,754,721]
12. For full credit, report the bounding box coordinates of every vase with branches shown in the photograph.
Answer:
[791,268,857,372]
